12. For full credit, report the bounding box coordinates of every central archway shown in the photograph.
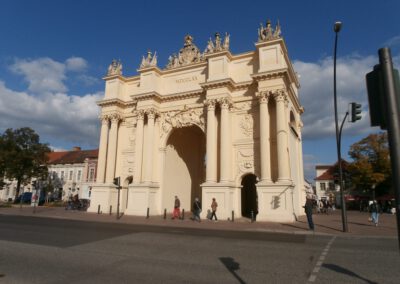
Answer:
[162,125,206,213]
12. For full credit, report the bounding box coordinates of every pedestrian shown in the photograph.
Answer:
[369,200,380,226]
[209,198,218,221]
[172,195,180,219]
[304,196,315,231]
[192,197,202,222]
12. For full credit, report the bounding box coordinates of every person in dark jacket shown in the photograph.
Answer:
[192,197,202,222]
[304,197,315,231]
[369,200,380,226]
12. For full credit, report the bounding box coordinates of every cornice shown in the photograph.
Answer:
[250,68,288,81]
[200,78,236,91]
[137,66,163,75]
[130,91,162,102]
[203,50,233,61]
[97,98,126,107]
[102,74,127,82]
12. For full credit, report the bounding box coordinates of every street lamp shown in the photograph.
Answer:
[333,21,348,232]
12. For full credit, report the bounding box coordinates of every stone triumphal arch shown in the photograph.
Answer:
[88,21,306,222]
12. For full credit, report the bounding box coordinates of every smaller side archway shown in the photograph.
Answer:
[241,174,258,219]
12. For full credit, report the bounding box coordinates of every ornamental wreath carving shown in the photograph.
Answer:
[239,114,254,137]
[166,35,204,69]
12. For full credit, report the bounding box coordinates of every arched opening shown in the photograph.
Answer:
[241,174,258,219]
[162,125,206,213]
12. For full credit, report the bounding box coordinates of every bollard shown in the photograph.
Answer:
[251,210,254,223]
[146,207,150,219]
[232,210,234,222]
[109,205,112,215]
[164,208,167,220]
[181,209,185,220]
[97,205,100,214]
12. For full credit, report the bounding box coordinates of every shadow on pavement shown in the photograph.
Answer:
[323,263,378,284]
[219,257,246,284]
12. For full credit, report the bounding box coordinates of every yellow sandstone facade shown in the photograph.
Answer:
[88,21,306,222]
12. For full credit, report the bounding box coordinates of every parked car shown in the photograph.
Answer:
[14,192,33,204]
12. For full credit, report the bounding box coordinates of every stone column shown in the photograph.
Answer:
[274,91,290,181]
[134,110,145,184]
[106,113,120,183]
[205,99,217,182]
[257,91,272,182]
[144,109,156,183]
[219,97,232,182]
[96,115,109,183]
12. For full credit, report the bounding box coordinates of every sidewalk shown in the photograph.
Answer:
[0,205,397,238]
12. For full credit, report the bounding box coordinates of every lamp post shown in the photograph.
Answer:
[333,21,348,232]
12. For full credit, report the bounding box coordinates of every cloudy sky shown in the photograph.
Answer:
[0,0,399,181]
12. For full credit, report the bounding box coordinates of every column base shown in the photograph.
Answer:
[201,182,235,220]
[87,183,119,214]
[124,183,160,216]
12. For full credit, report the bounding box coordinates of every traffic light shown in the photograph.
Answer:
[350,102,362,122]
[113,177,120,187]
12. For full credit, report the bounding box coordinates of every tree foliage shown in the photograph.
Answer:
[0,127,50,199]
[348,132,392,196]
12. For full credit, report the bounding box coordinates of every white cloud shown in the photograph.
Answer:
[65,57,88,72]
[294,55,379,140]
[10,57,67,94]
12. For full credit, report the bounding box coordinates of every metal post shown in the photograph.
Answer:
[379,47,400,250]
[117,186,121,220]
[181,209,185,220]
[251,210,254,223]
[232,210,234,222]
[109,205,112,215]
[164,208,166,219]
[146,207,150,219]
[333,21,348,232]
[98,205,100,214]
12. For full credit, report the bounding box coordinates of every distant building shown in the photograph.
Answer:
[0,147,98,202]
[48,147,98,200]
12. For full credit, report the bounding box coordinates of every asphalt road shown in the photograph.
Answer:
[0,215,399,284]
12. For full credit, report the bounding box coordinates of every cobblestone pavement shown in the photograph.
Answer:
[0,204,397,238]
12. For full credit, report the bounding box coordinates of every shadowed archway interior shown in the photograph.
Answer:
[241,174,258,218]
[162,125,205,213]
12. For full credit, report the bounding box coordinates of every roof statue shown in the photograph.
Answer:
[166,35,204,69]
[107,59,123,76]
[140,50,158,69]
[204,32,230,54]
[258,19,281,42]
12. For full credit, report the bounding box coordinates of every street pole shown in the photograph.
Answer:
[378,47,400,250]
[333,21,348,232]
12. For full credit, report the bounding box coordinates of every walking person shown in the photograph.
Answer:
[172,195,181,219]
[369,200,380,226]
[192,197,202,222]
[304,196,315,231]
[209,198,218,221]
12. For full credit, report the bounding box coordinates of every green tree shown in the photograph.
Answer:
[348,132,391,197]
[0,127,50,200]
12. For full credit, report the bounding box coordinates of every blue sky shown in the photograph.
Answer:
[1,0,399,181]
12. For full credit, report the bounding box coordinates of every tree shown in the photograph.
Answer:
[348,132,392,197]
[0,127,51,200]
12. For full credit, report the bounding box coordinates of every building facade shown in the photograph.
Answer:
[89,21,306,222]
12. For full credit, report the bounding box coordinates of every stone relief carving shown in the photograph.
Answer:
[234,101,252,111]
[140,50,158,69]
[236,148,255,175]
[107,59,122,76]
[159,107,205,138]
[218,97,233,109]
[258,19,281,42]
[239,114,254,137]
[166,35,204,69]
[204,32,230,54]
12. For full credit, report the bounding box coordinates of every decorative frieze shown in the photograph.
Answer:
[159,107,205,138]
[239,114,254,137]
[204,32,230,54]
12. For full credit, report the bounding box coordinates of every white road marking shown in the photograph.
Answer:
[308,236,337,282]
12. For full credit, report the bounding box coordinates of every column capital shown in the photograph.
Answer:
[145,108,159,120]
[134,110,145,120]
[204,99,217,110]
[273,89,288,103]
[218,97,233,109]
[99,115,109,125]
[255,91,272,104]
[110,113,121,124]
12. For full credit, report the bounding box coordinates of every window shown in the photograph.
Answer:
[60,171,64,180]
[89,168,95,181]
[69,171,73,180]
[320,183,326,191]
[328,182,335,191]
[77,170,81,181]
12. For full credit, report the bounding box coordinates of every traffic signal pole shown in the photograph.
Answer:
[378,48,400,250]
